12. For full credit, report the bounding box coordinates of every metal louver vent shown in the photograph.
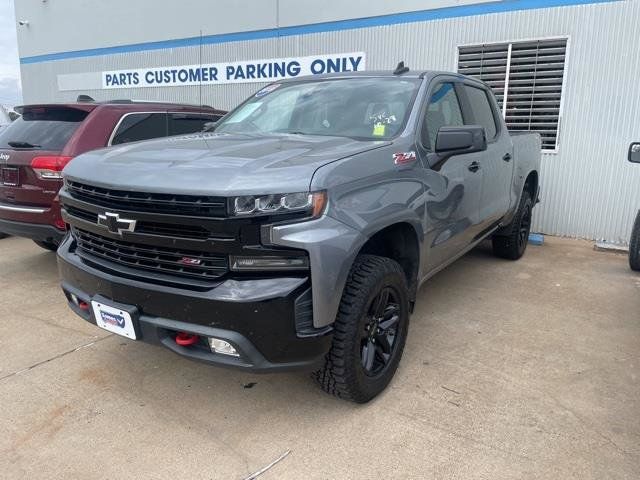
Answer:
[458,39,567,151]
[458,43,509,110]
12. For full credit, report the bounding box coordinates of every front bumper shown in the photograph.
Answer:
[57,235,333,372]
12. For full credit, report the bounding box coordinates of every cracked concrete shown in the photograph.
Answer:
[0,235,638,479]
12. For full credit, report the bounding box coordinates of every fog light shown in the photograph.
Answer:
[208,338,239,357]
[230,255,309,271]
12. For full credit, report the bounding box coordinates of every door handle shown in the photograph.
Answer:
[503,153,512,162]
[468,161,480,172]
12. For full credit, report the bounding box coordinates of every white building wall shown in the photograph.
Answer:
[14,0,640,244]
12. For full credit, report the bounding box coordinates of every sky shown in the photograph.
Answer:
[0,0,22,106]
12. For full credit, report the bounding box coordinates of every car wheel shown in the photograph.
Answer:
[0,232,8,239]
[33,240,59,252]
[492,192,533,260]
[629,210,640,271]
[313,254,410,403]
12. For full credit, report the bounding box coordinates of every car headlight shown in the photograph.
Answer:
[230,191,327,218]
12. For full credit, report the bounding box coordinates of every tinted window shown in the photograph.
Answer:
[422,83,464,150]
[0,107,88,150]
[216,78,421,140]
[169,113,222,136]
[111,113,167,145]
[464,85,497,139]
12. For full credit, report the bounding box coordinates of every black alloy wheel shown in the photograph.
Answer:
[518,201,532,254]
[314,254,410,403]
[361,287,401,377]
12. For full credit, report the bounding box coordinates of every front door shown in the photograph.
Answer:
[417,80,484,275]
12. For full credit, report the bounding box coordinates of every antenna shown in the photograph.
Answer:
[199,29,203,112]
[393,61,409,75]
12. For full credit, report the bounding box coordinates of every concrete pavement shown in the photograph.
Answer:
[0,235,638,479]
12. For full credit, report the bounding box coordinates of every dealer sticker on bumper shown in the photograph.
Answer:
[91,301,137,340]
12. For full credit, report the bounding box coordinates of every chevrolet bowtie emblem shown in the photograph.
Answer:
[97,212,137,235]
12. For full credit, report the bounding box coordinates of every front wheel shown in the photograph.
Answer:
[492,193,533,260]
[629,211,640,271]
[313,254,410,403]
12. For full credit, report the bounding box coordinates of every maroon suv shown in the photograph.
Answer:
[0,100,225,250]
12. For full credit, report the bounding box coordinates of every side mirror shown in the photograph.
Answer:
[203,121,218,132]
[629,142,640,163]
[435,125,487,156]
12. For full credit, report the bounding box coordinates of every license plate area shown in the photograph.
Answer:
[1,167,19,186]
[91,300,137,339]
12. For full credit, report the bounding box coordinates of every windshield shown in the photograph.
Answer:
[215,78,421,140]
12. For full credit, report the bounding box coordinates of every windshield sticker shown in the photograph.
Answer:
[369,113,397,125]
[372,124,386,136]
[255,83,281,97]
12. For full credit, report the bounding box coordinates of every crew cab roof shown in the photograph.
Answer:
[276,69,472,83]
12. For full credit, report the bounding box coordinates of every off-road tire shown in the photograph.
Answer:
[629,211,640,271]
[492,193,533,260]
[313,254,410,403]
[33,240,59,252]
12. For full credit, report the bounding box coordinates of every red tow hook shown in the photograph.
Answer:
[175,332,200,346]
[78,300,90,311]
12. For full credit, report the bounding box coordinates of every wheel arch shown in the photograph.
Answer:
[523,170,539,203]
[356,221,421,302]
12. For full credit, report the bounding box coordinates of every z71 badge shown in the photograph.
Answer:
[393,151,417,165]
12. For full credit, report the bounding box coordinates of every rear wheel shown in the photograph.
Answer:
[492,193,533,260]
[33,240,59,252]
[313,254,410,403]
[629,211,640,271]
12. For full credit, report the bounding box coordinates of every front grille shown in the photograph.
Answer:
[73,228,228,281]
[66,180,227,217]
[65,205,216,240]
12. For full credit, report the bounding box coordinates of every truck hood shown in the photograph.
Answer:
[63,133,389,196]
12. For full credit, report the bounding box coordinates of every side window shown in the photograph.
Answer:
[111,113,167,145]
[169,113,223,136]
[422,82,464,151]
[463,85,498,140]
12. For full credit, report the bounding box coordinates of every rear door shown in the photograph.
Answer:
[168,112,223,136]
[109,112,168,146]
[0,106,90,209]
[459,83,514,227]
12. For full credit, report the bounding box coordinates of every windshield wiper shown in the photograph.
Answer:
[273,130,311,136]
[7,141,41,149]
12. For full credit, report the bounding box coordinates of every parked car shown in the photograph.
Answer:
[57,68,541,402]
[628,142,640,270]
[0,100,226,250]
[0,106,13,237]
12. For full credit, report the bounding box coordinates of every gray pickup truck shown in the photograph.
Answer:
[57,67,541,402]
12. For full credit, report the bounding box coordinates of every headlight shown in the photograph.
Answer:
[231,191,327,218]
